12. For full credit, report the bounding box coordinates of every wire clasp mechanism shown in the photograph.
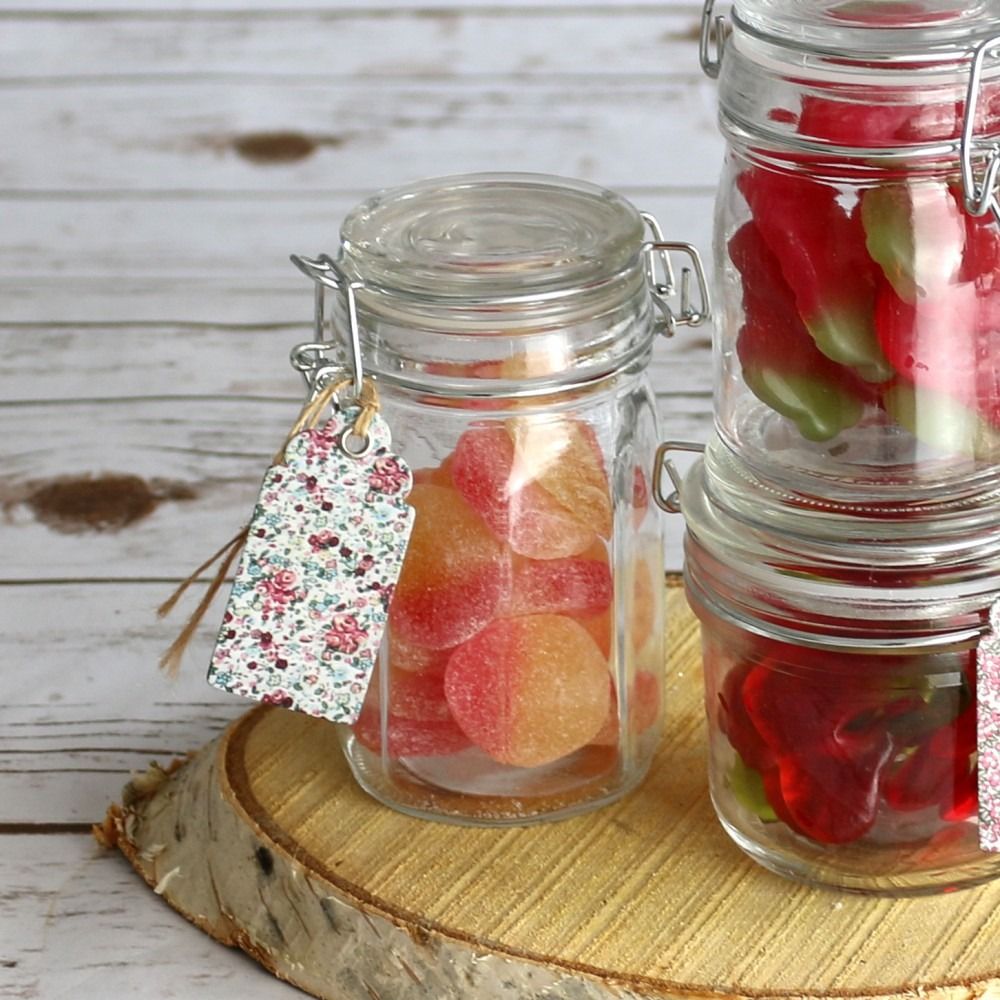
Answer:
[961,33,1000,226]
[699,0,730,80]
[641,213,712,339]
[653,440,704,514]
[289,253,368,400]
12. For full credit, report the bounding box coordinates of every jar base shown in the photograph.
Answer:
[716,806,1000,897]
[340,733,655,827]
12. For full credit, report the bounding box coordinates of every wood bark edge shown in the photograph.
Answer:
[95,714,1000,1000]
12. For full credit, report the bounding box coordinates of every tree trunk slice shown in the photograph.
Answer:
[102,584,1000,1000]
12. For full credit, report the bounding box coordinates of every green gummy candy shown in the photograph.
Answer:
[728,755,777,823]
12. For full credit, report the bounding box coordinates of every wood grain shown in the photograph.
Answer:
[0,9,701,80]
[111,590,1000,1000]
[0,79,719,193]
[0,833,291,999]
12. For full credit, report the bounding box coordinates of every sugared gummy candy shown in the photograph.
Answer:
[444,614,610,767]
[389,483,510,649]
[453,424,595,559]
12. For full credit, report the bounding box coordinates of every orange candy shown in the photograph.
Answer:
[507,417,612,539]
[444,614,610,767]
[453,424,595,560]
[389,484,511,649]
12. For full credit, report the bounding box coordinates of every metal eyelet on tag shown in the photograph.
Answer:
[960,33,1000,226]
[640,213,712,338]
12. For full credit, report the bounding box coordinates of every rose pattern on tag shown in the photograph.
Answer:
[979,598,1000,851]
[207,408,414,725]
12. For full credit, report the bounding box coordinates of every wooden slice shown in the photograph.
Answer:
[103,585,1000,1000]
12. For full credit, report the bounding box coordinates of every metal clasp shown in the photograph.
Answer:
[700,0,729,80]
[290,253,367,399]
[653,440,704,514]
[961,33,1000,226]
[640,213,712,338]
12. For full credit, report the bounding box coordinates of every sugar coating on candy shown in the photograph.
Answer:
[502,551,612,618]
[573,608,612,658]
[389,484,510,649]
[354,709,471,759]
[507,417,613,539]
[360,661,452,722]
[628,556,657,652]
[452,424,595,559]
[444,614,610,768]
[412,453,456,489]
[388,633,451,674]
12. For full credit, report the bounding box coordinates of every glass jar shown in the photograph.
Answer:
[705,0,1000,506]
[681,438,1000,892]
[293,173,709,824]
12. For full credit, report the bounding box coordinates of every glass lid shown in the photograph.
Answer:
[732,0,1000,58]
[338,173,646,304]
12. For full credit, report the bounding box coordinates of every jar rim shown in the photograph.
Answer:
[338,172,647,309]
[731,0,1000,62]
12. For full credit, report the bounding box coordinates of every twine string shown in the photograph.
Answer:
[158,376,380,676]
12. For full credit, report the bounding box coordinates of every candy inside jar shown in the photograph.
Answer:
[701,617,980,883]
[680,443,1000,893]
[710,1,1000,504]
[349,413,664,822]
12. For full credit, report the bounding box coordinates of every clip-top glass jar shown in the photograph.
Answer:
[293,173,709,825]
[683,1,1000,891]
[683,439,1000,893]
[705,0,1000,506]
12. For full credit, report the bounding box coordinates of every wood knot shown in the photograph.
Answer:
[23,474,195,534]
[233,131,318,164]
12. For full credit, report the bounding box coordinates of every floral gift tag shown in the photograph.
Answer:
[979,598,1000,851]
[207,406,414,724]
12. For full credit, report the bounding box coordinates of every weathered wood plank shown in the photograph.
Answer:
[0,190,716,325]
[0,320,714,401]
[0,833,290,998]
[0,395,703,581]
[0,9,702,80]
[0,191,714,282]
[0,583,244,823]
[0,78,721,192]
[0,0,697,11]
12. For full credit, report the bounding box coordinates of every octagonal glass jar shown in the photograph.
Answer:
[293,173,709,824]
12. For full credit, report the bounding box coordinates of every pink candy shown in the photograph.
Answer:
[444,614,610,767]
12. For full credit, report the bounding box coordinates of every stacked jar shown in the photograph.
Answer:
[294,174,708,825]
[683,0,1000,891]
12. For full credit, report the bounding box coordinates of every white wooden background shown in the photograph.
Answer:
[0,3,720,995]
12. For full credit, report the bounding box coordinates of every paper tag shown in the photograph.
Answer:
[978,598,1000,851]
[207,406,414,724]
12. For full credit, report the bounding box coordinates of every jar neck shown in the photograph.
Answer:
[680,436,1000,648]
[331,268,657,397]
[717,23,1000,168]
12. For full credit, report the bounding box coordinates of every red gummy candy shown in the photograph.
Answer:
[503,550,612,619]
[737,169,889,381]
[717,661,775,774]
[453,424,596,559]
[875,279,1000,426]
[444,614,610,767]
[729,221,874,441]
[742,660,895,844]
[389,484,511,649]
[354,710,471,758]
